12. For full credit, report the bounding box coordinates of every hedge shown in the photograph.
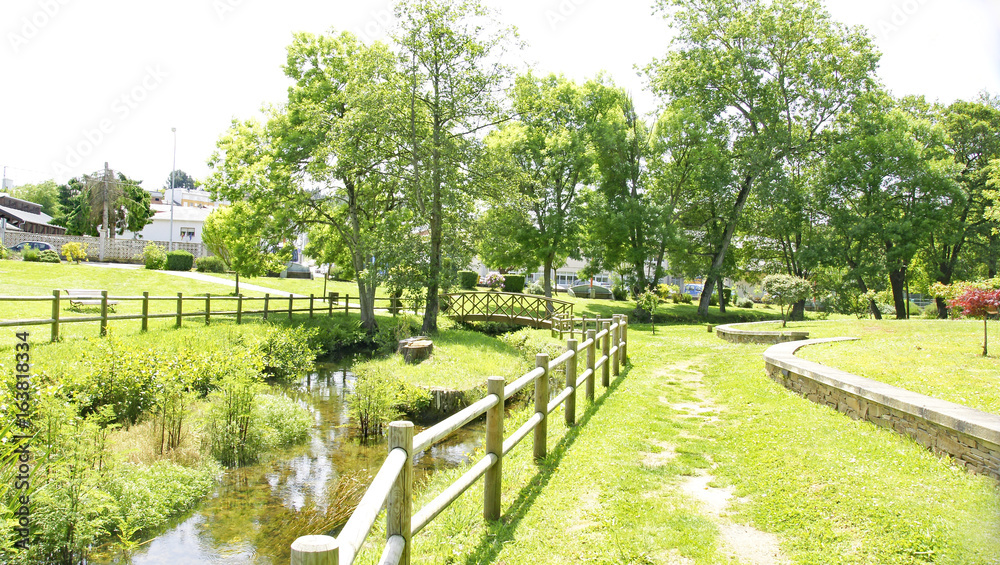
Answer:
[459,271,479,290]
[166,250,195,271]
[196,256,227,273]
[502,274,525,293]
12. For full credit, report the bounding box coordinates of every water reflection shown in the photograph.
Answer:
[92,363,484,565]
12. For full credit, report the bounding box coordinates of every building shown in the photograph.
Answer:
[0,194,67,235]
[162,187,225,209]
[122,203,214,245]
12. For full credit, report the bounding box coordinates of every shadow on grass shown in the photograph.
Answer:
[460,364,631,565]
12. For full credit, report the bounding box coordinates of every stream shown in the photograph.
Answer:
[90,362,484,565]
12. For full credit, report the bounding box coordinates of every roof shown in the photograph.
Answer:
[0,202,56,226]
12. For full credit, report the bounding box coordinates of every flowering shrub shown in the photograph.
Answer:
[484,273,505,290]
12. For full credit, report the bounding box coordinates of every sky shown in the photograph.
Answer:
[1,0,998,191]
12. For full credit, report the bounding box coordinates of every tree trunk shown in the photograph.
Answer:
[983,316,988,357]
[235,272,240,296]
[935,297,950,319]
[852,271,882,320]
[421,113,444,335]
[698,175,753,317]
[357,280,377,332]
[791,300,805,321]
[717,279,726,314]
[888,268,907,320]
[543,254,554,315]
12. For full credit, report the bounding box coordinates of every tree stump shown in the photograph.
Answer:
[398,336,433,364]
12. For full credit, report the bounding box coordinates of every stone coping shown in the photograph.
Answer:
[763,338,1000,448]
[715,320,809,344]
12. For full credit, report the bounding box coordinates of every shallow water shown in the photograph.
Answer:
[90,362,483,565]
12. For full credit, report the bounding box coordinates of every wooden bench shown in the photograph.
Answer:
[65,289,118,311]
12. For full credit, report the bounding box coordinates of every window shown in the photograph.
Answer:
[180,227,195,241]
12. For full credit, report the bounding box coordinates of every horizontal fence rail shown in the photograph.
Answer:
[290,315,629,565]
[444,292,574,329]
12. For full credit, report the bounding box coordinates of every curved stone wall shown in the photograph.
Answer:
[715,320,809,344]
[763,338,1000,480]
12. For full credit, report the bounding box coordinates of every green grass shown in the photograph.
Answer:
[351,323,1000,564]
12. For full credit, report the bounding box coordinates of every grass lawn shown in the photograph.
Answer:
[355,322,1000,564]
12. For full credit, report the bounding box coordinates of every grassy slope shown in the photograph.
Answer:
[357,323,1000,565]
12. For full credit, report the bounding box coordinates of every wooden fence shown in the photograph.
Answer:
[0,291,402,341]
[444,292,574,329]
[290,314,630,565]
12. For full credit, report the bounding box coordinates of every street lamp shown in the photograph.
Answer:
[169,127,176,251]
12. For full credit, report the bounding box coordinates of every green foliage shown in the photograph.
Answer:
[657,284,679,299]
[633,290,659,324]
[738,298,754,309]
[297,317,368,356]
[762,274,813,327]
[22,248,39,262]
[257,393,313,447]
[373,315,419,354]
[54,169,154,237]
[527,281,545,295]
[142,242,167,270]
[165,250,194,271]
[242,325,320,381]
[672,292,693,304]
[195,255,227,273]
[61,242,89,263]
[67,335,161,426]
[458,271,479,290]
[38,249,60,263]
[350,368,403,441]
[199,202,290,295]
[9,179,62,216]
[502,274,525,293]
[206,376,263,467]
[0,246,8,260]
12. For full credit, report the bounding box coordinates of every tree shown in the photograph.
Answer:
[163,170,197,190]
[648,0,879,317]
[395,0,516,334]
[201,202,288,295]
[478,73,593,300]
[949,287,1000,356]
[762,274,811,327]
[9,180,61,216]
[53,167,154,238]
[208,31,415,331]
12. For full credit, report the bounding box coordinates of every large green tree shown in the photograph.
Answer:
[8,180,61,216]
[208,31,414,332]
[478,73,593,299]
[395,0,515,333]
[648,0,879,316]
[53,169,153,238]
[201,202,288,295]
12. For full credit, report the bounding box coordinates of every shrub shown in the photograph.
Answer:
[762,274,812,327]
[206,376,264,467]
[949,287,1000,356]
[484,273,505,290]
[61,241,89,263]
[657,284,679,300]
[196,255,227,273]
[611,283,627,301]
[22,248,39,262]
[920,304,939,319]
[142,242,167,269]
[350,368,403,441]
[166,250,195,271]
[709,293,718,306]
[257,393,312,446]
[527,281,545,295]
[39,249,61,263]
[458,270,479,290]
[502,274,526,293]
[633,291,659,327]
[250,325,320,380]
[374,315,419,354]
[722,288,732,304]
[0,246,7,260]
[672,292,692,304]
[739,298,754,309]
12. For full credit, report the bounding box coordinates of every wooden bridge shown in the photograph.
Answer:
[444,292,573,329]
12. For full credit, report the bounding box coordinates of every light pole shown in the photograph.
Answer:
[169,127,176,251]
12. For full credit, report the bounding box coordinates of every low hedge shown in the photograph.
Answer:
[502,274,525,293]
[166,250,194,271]
[459,271,479,290]
[196,255,227,273]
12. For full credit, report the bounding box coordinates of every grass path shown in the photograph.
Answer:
[357,324,1000,564]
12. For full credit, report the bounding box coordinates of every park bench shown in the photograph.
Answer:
[65,289,118,311]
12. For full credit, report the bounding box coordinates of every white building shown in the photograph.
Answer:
[122,204,214,245]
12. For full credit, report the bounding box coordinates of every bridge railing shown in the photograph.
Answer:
[291,314,629,565]
[444,292,574,328]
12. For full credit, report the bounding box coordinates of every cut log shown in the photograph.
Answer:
[402,339,433,364]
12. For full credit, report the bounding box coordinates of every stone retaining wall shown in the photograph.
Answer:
[764,338,1000,480]
[716,320,809,344]
[2,232,207,262]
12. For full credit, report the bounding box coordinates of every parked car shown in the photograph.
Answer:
[682,283,704,298]
[567,284,615,300]
[7,241,54,253]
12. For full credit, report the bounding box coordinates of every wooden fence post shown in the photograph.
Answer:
[328,292,335,317]
[585,329,596,401]
[534,353,549,461]
[309,294,315,318]
[51,290,60,342]
[601,321,611,388]
[100,291,109,337]
[612,315,621,377]
[205,294,211,326]
[387,421,413,565]
[141,292,149,332]
[484,376,505,521]
[291,535,339,565]
[621,315,628,365]
[176,293,183,328]
[345,294,349,315]
[263,293,270,321]
[289,294,294,321]
[237,294,243,324]
[565,339,578,426]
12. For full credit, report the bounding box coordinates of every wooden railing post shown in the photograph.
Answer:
[289,294,294,321]
[484,376,505,521]
[176,293,183,328]
[100,291,109,336]
[328,292,335,317]
[345,294,349,315]
[601,321,611,388]
[534,353,549,461]
[309,294,315,318]
[387,421,413,565]
[263,293,270,321]
[141,291,149,332]
[621,314,628,365]
[205,293,211,326]
[566,339,578,426]
[291,535,339,565]
[585,329,596,401]
[612,315,621,377]
[51,290,60,342]
[237,294,243,324]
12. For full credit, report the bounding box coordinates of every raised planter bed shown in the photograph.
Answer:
[715,320,809,344]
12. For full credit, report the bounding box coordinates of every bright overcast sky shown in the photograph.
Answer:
[2,0,998,190]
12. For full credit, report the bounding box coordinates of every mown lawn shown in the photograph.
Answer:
[354,322,999,564]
